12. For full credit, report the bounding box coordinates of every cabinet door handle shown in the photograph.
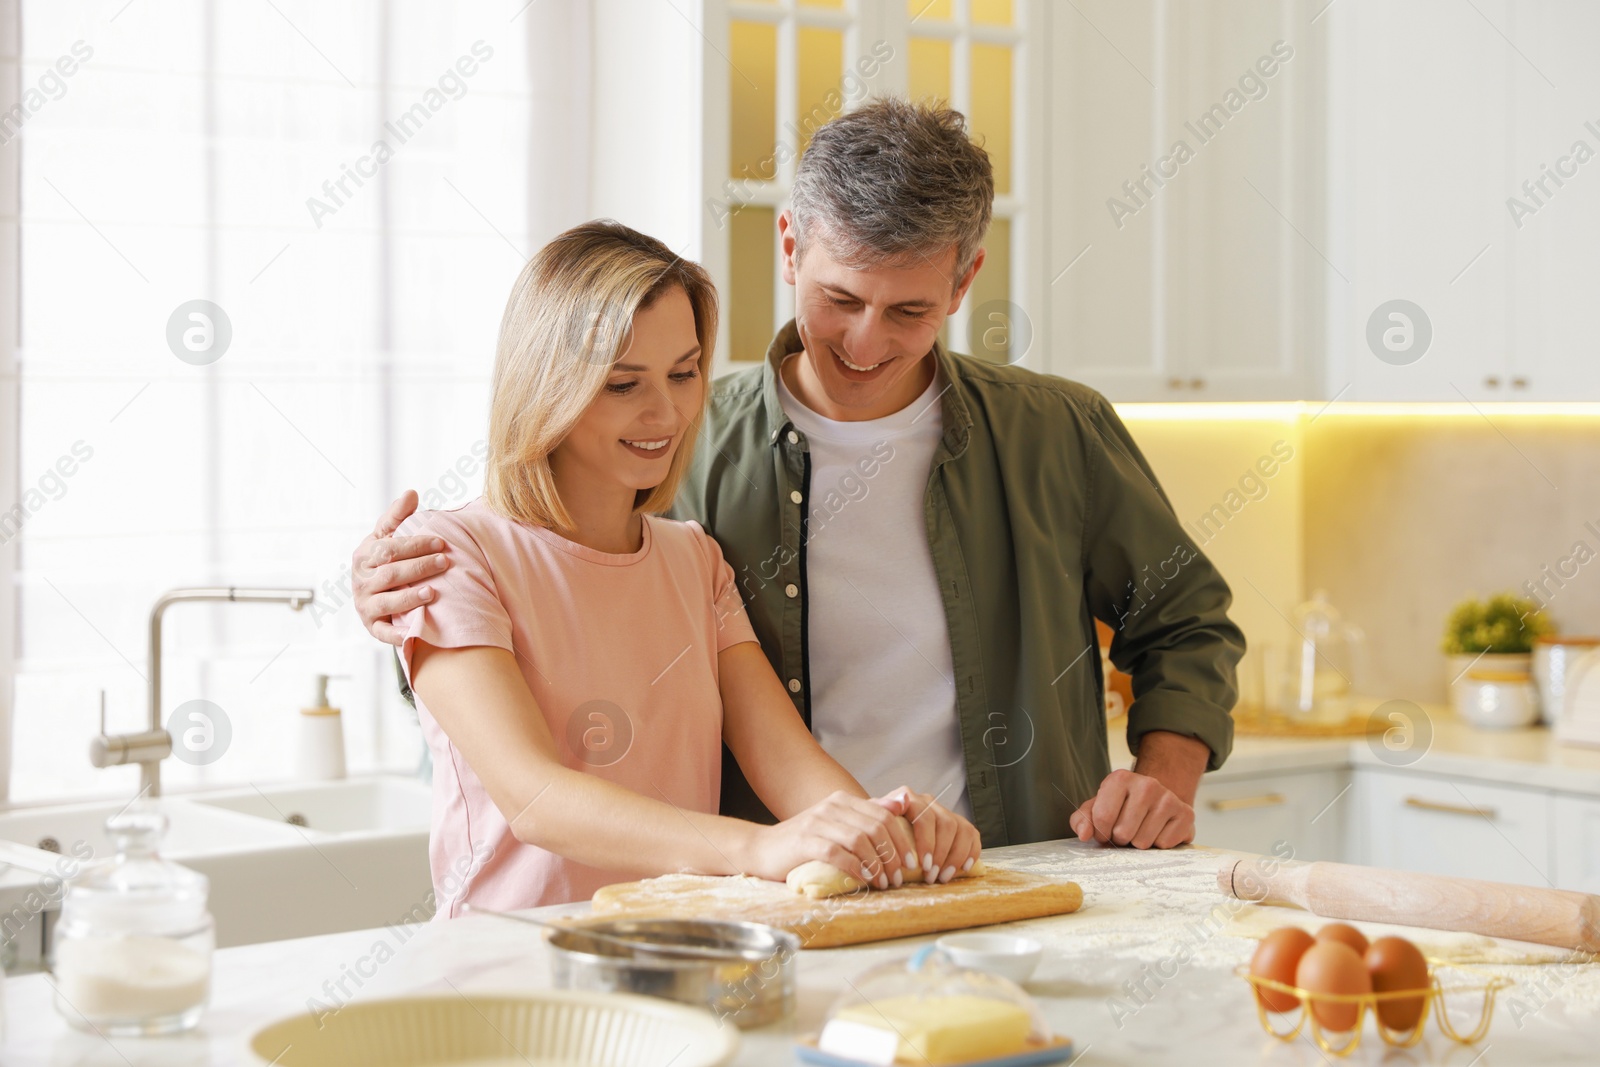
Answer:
[1403,796,1496,820]
[1208,793,1286,812]
[1511,376,1529,389]
[1188,377,1205,389]
[1167,376,1185,389]
[1484,376,1501,388]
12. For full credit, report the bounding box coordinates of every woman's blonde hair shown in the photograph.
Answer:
[484,220,718,531]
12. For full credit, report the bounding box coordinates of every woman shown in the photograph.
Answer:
[395,220,981,915]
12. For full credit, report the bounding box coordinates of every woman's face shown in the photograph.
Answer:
[551,285,704,499]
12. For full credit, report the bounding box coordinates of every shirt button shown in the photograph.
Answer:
[789,490,802,504]
[785,583,799,598]
[788,678,802,693]
[787,431,799,444]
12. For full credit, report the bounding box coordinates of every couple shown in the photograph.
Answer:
[356,100,1246,916]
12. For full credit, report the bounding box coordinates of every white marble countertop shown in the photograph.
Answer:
[5,838,1598,1066]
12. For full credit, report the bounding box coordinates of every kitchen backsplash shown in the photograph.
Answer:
[1119,407,1600,708]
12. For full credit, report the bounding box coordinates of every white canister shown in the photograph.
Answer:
[1455,669,1539,729]
[1533,637,1600,725]
[53,809,214,1036]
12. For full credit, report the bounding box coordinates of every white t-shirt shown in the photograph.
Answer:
[776,358,972,820]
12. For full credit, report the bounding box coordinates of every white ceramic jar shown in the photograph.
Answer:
[1453,668,1539,729]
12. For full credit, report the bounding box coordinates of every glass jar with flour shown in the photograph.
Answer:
[52,808,214,1035]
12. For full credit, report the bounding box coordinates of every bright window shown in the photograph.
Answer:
[3,0,547,803]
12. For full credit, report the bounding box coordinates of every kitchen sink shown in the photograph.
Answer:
[186,777,436,948]
[0,796,309,860]
[0,776,436,970]
[193,778,432,835]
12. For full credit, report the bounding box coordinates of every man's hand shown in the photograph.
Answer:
[1068,730,1210,849]
[352,491,451,645]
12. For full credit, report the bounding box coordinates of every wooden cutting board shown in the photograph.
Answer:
[587,867,1083,949]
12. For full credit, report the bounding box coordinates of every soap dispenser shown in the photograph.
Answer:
[296,674,347,780]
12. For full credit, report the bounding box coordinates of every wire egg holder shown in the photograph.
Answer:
[1234,962,1512,1057]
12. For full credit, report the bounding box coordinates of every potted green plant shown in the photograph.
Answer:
[1442,593,1553,725]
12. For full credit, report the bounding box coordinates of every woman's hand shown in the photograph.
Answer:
[877,786,983,884]
[745,790,919,888]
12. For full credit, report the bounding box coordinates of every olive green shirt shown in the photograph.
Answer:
[669,321,1245,847]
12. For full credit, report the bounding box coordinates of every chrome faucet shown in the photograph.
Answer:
[90,586,315,797]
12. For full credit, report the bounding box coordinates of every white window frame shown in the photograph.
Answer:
[1,0,21,802]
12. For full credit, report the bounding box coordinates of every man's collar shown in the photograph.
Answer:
[758,319,971,455]
[759,321,803,446]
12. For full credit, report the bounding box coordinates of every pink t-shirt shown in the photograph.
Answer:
[394,498,757,915]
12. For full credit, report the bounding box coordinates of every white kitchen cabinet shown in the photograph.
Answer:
[683,1,1050,378]
[1193,768,1348,862]
[1188,756,1600,889]
[1045,1,1316,402]
[1044,0,1165,400]
[1044,1,1600,402]
[1551,794,1600,895]
[1354,768,1554,888]
[1326,0,1514,403]
[1317,0,1600,402]
[607,0,1600,402]
[1500,3,1600,402]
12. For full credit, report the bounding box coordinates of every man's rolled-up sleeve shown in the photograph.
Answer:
[1077,394,1246,771]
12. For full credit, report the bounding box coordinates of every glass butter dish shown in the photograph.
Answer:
[794,945,1074,1067]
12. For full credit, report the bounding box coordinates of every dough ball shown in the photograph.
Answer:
[787,859,866,899]
[785,849,988,899]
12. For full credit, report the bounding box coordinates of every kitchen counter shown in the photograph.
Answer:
[5,838,1598,1065]
[1114,702,1600,796]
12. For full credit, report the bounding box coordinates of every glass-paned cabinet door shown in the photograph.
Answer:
[729,20,779,185]
[721,1,867,363]
[906,0,1025,364]
[709,0,1036,371]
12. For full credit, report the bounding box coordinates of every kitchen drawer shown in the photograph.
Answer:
[1194,769,1349,862]
[1356,769,1552,887]
[1551,794,1600,893]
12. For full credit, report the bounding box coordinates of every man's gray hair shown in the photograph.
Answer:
[790,98,994,281]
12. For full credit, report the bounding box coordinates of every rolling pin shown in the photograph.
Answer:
[1217,857,1600,954]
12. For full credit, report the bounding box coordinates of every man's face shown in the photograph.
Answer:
[779,210,983,422]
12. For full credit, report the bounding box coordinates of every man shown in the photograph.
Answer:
[353,99,1245,851]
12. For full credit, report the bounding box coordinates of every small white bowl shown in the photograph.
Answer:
[935,933,1043,984]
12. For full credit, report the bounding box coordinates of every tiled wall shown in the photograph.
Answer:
[1122,408,1600,707]
[1301,415,1600,704]
[1116,410,1305,713]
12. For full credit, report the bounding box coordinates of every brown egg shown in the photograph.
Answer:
[1295,941,1372,1032]
[1365,936,1430,1031]
[1315,922,1370,957]
[1249,926,1316,1013]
